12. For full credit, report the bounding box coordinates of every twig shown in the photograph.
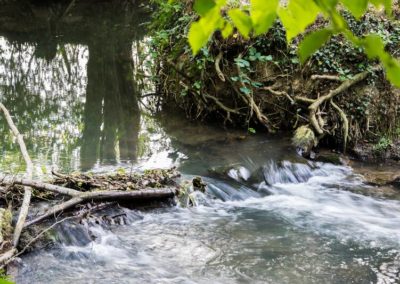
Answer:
[0,175,81,197]
[311,74,341,81]
[263,86,295,104]
[204,94,241,114]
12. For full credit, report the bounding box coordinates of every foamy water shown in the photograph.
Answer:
[16,161,400,284]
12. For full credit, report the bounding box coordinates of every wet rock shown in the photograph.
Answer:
[351,162,400,189]
[313,150,350,165]
[351,140,400,163]
[192,177,206,192]
[388,176,400,189]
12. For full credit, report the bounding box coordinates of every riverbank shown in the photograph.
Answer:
[149,1,400,161]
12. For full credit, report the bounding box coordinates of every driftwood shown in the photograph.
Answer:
[23,186,177,228]
[0,172,178,265]
[0,101,180,269]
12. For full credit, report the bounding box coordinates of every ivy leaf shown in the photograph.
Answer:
[240,87,252,95]
[298,28,333,63]
[340,0,368,19]
[228,9,252,38]
[278,0,320,41]
[250,0,278,36]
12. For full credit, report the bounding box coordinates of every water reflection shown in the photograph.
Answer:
[0,0,149,173]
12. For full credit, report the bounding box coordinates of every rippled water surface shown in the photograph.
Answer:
[0,1,399,283]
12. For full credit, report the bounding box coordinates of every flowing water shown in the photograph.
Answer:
[0,1,399,283]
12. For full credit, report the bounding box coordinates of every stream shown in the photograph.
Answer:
[0,1,399,283]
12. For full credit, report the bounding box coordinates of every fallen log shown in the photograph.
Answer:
[0,174,177,228]
[23,187,177,228]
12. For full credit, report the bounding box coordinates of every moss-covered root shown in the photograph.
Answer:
[292,125,317,155]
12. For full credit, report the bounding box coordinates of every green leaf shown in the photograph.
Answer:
[188,8,223,54]
[248,127,256,134]
[384,59,400,87]
[278,0,320,41]
[370,0,393,16]
[221,22,233,38]
[228,9,252,38]
[188,21,212,55]
[316,0,339,12]
[340,0,368,19]
[362,34,385,59]
[194,0,216,17]
[240,87,252,95]
[250,0,278,35]
[361,34,400,87]
[298,28,333,63]
[0,278,15,284]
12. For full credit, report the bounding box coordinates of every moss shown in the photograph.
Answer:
[0,208,12,243]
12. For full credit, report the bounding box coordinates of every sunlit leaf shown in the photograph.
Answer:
[384,59,400,87]
[362,34,385,59]
[188,8,223,54]
[370,0,393,16]
[221,22,233,38]
[278,0,320,41]
[298,28,333,63]
[340,0,368,19]
[228,9,252,38]
[189,21,211,55]
[250,0,278,36]
[194,0,216,17]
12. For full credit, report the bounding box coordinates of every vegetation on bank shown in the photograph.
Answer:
[148,0,400,159]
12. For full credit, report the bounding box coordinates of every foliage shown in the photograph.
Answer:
[373,136,392,151]
[0,270,14,284]
[188,0,400,87]
[151,0,400,148]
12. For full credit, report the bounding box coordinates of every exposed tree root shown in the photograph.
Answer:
[264,86,295,104]
[308,67,380,135]
[235,54,275,132]
[331,100,349,152]
[215,51,225,82]
[296,66,380,138]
